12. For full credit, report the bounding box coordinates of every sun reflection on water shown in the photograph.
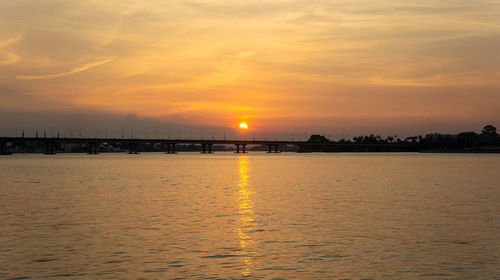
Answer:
[236,155,255,276]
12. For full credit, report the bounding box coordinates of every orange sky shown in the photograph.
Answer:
[0,1,499,137]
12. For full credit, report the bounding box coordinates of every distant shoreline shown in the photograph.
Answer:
[3,150,500,155]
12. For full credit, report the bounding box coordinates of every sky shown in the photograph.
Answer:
[0,0,499,139]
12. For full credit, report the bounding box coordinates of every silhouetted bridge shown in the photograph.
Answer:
[0,137,417,155]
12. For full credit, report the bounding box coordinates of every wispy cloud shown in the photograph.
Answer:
[0,34,22,47]
[0,34,22,64]
[1,1,499,133]
[17,56,117,80]
[0,52,19,65]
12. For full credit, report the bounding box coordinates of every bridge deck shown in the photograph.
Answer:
[0,137,418,154]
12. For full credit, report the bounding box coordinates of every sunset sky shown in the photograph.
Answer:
[1,0,499,138]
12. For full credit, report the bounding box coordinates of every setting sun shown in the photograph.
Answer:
[239,123,248,130]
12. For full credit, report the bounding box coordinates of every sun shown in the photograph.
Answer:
[239,122,248,130]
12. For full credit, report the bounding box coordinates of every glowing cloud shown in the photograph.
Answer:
[0,1,498,134]
[0,35,22,65]
[17,56,117,80]
[0,35,22,47]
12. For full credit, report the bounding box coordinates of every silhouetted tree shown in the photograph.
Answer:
[353,136,363,143]
[405,136,418,143]
[308,135,330,143]
[456,132,478,148]
[481,125,497,136]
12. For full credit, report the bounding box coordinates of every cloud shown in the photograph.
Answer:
[0,34,22,64]
[0,34,22,47]
[16,56,117,80]
[0,52,19,65]
[0,1,499,135]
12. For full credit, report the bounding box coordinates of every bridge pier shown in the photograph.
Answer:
[127,142,140,154]
[267,144,280,153]
[87,142,100,154]
[44,141,57,155]
[0,142,11,155]
[201,143,213,154]
[236,144,246,153]
[165,143,176,154]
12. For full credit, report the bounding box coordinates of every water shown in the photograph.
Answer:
[1,153,499,279]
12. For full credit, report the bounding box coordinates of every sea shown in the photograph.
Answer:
[1,153,499,279]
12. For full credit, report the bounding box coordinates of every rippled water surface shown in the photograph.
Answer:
[1,153,499,279]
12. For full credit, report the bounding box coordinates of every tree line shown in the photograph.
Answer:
[309,125,500,152]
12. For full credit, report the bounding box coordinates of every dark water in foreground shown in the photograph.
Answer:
[1,153,499,279]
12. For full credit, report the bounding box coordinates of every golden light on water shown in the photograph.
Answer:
[236,156,255,276]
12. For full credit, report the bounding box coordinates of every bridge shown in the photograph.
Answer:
[0,136,418,155]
